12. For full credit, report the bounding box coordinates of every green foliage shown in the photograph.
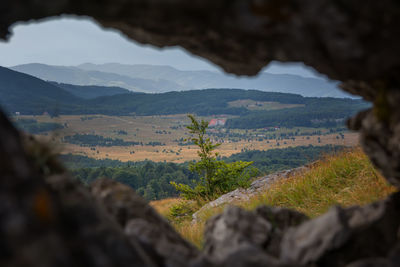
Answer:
[63,134,140,147]
[14,119,64,134]
[225,98,370,129]
[171,115,258,201]
[0,68,369,120]
[168,201,198,222]
[70,161,198,200]
[224,145,345,174]
[62,145,344,200]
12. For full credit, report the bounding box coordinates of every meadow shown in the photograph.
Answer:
[151,148,397,247]
[16,114,358,163]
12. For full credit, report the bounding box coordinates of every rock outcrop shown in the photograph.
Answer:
[202,205,308,264]
[1,1,400,266]
[192,166,308,223]
[90,178,199,267]
[280,192,400,266]
[0,112,156,267]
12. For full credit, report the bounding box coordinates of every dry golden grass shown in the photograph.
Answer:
[168,148,397,247]
[22,114,359,162]
[60,132,359,163]
[150,198,182,217]
[240,147,396,217]
[173,221,205,249]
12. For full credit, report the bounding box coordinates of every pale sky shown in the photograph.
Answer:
[0,16,322,78]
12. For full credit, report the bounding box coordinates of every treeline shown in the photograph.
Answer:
[59,154,135,169]
[223,145,345,174]
[70,161,198,200]
[61,145,345,200]
[1,73,369,119]
[14,118,64,134]
[225,98,369,129]
[80,89,306,116]
[63,134,140,147]
[63,134,166,147]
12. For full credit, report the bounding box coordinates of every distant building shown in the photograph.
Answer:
[209,119,226,127]
[15,112,20,116]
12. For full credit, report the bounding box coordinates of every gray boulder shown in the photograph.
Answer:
[203,206,272,263]
[90,178,199,267]
[0,111,157,267]
[255,206,309,256]
[281,192,400,266]
[203,205,309,264]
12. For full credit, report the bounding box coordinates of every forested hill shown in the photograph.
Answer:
[12,62,349,97]
[0,66,369,127]
[84,89,306,115]
[49,82,131,99]
[225,97,369,128]
[0,66,82,115]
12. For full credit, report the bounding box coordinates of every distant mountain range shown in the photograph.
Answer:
[0,66,368,129]
[0,66,134,114]
[10,63,353,98]
[11,63,183,93]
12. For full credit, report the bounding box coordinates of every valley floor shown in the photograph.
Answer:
[16,114,358,163]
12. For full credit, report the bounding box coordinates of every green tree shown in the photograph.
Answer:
[171,114,258,201]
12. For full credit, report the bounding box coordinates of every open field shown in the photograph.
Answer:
[61,132,358,163]
[15,114,359,163]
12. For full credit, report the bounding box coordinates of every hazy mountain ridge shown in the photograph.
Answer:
[78,63,349,98]
[11,63,352,98]
[0,66,367,128]
[11,63,185,93]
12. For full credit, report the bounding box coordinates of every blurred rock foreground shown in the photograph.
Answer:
[1,0,400,266]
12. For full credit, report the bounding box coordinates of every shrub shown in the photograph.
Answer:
[171,115,258,201]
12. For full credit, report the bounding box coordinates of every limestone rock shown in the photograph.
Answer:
[280,206,350,265]
[0,112,156,267]
[192,166,308,223]
[255,206,309,257]
[1,1,400,266]
[281,192,400,266]
[217,244,287,267]
[255,205,309,231]
[348,92,400,188]
[203,206,272,263]
[90,178,199,267]
[345,258,391,267]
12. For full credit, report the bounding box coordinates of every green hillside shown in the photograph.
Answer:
[49,82,130,99]
[0,66,81,115]
[0,67,370,128]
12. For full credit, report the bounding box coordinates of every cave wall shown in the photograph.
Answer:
[1,1,400,266]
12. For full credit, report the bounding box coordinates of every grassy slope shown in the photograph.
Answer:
[151,147,397,247]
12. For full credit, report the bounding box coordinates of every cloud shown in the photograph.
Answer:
[0,16,321,78]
